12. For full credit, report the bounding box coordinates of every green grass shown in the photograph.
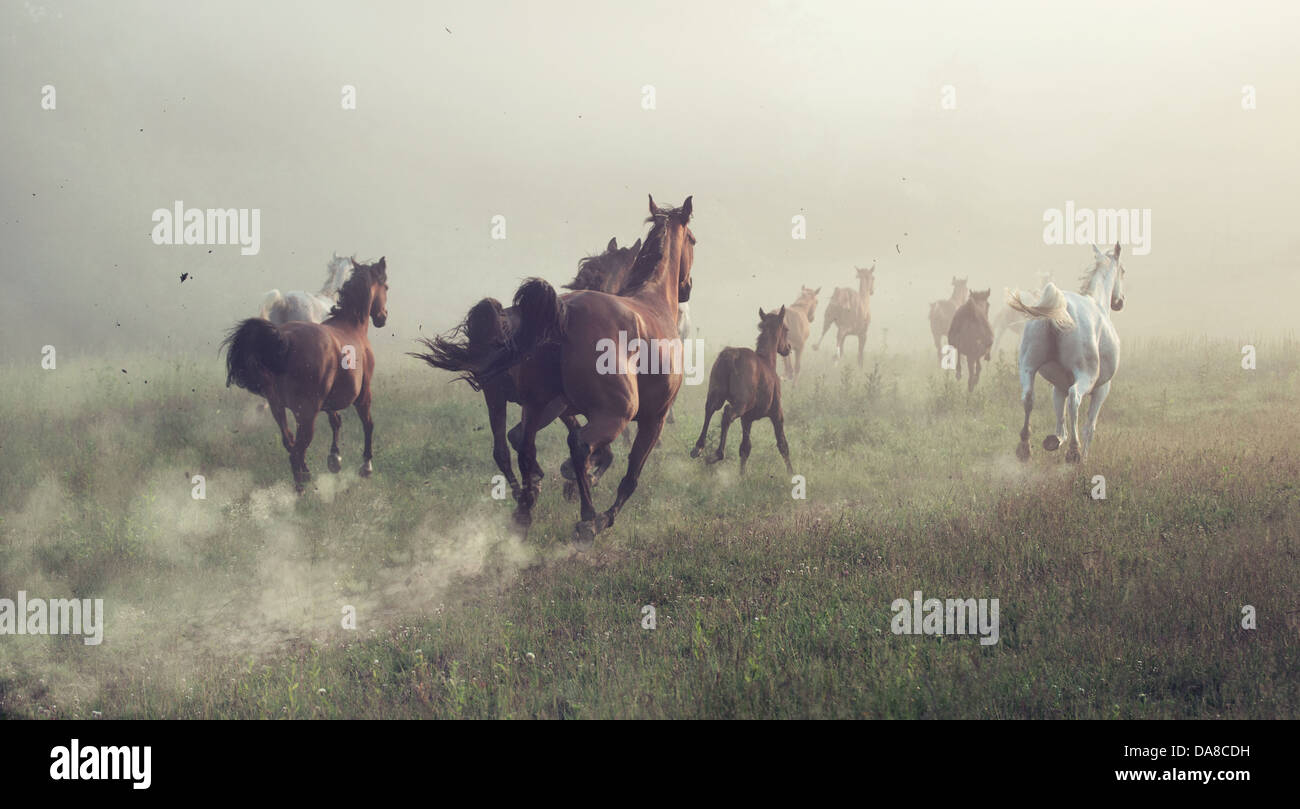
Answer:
[0,335,1297,718]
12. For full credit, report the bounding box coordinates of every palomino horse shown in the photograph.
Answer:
[473,195,695,545]
[992,271,1053,350]
[224,257,389,491]
[259,254,353,325]
[813,264,874,365]
[411,237,641,501]
[691,307,794,475]
[947,289,994,391]
[929,276,970,363]
[1009,243,1126,463]
[781,285,820,385]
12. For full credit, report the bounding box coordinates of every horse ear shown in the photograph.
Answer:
[648,194,660,216]
[607,237,618,252]
[1092,243,1104,258]
[758,307,766,319]
[778,305,786,318]
[681,196,693,221]
[1112,242,1121,259]
[815,287,821,295]
[632,237,642,251]
[351,258,360,270]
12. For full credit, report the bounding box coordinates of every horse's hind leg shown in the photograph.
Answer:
[771,406,794,475]
[327,411,344,473]
[290,406,319,492]
[738,417,756,475]
[691,393,724,458]
[269,399,294,453]
[487,390,520,497]
[1064,375,1093,464]
[709,404,736,464]
[1043,386,1067,451]
[1016,369,1035,462]
[571,411,628,545]
[1080,380,1111,459]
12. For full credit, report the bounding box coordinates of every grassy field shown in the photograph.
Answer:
[1,334,1297,719]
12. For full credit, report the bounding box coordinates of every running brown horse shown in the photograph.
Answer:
[928,276,970,363]
[223,257,389,492]
[947,288,994,391]
[411,237,640,503]
[470,195,695,545]
[691,306,794,475]
[781,285,819,385]
[813,264,874,365]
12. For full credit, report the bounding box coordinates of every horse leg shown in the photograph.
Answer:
[966,355,976,392]
[487,390,520,499]
[813,319,832,350]
[1016,369,1035,462]
[327,411,343,473]
[794,346,803,384]
[1064,376,1093,464]
[691,393,723,458]
[834,330,846,362]
[1081,380,1111,459]
[738,417,755,475]
[269,399,294,454]
[290,406,319,492]
[955,352,963,380]
[570,412,627,545]
[709,404,735,464]
[666,403,676,424]
[1043,387,1067,451]
[782,352,795,380]
[771,407,794,476]
[593,415,666,538]
[856,331,866,367]
[353,386,374,477]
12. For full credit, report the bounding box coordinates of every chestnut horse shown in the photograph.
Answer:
[691,306,794,475]
[813,264,873,365]
[472,195,695,545]
[411,237,640,502]
[947,288,994,391]
[781,285,819,385]
[928,276,970,363]
[223,257,389,491]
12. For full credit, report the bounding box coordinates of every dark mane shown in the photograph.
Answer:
[563,241,638,293]
[329,260,384,321]
[619,217,669,295]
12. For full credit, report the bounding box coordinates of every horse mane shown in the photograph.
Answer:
[620,203,693,296]
[564,242,637,293]
[329,261,383,321]
[1077,256,1108,295]
[321,254,352,296]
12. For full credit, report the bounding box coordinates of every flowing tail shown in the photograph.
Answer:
[222,318,291,395]
[409,297,510,391]
[477,278,565,386]
[1007,282,1074,330]
[258,289,284,320]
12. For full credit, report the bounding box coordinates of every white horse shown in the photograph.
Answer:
[258,254,352,325]
[1009,243,1126,463]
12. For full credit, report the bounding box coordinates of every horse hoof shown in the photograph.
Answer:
[1065,447,1082,464]
[513,507,533,528]
[1042,435,1060,451]
[1015,443,1030,462]
[690,446,702,459]
[327,453,342,473]
[573,520,596,549]
[358,461,373,477]
[562,480,577,502]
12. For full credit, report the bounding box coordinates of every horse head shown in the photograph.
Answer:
[649,194,694,303]
[759,306,791,357]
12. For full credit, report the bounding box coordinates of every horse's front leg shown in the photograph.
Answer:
[571,411,627,546]
[593,413,665,540]
[327,411,344,473]
[486,387,520,499]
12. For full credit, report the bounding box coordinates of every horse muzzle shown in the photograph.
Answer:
[678,281,692,303]
[373,313,388,327]
[1111,298,1124,312]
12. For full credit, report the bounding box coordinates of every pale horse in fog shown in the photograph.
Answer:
[258,254,352,324]
[1009,243,1126,464]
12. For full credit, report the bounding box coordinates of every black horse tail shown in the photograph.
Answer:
[476,278,565,387]
[409,297,509,392]
[222,318,291,395]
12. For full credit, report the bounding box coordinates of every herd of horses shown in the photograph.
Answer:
[221,195,1128,545]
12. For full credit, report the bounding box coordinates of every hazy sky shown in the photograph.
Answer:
[2,0,1297,359]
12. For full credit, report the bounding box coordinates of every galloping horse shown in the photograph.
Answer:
[691,306,794,474]
[929,276,970,363]
[1009,243,1126,463]
[473,195,695,545]
[259,254,353,325]
[813,264,873,365]
[411,237,641,501]
[947,289,994,392]
[224,257,389,491]
[781,285,820,385]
